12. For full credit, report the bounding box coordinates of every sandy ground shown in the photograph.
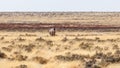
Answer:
[0,31,120,68]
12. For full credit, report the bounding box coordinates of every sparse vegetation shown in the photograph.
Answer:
[0,36,4,40]
[15,64,27,68]
[24,44,35,52]
[17,37,25,42]
[2,47,12,52]
[0,31,119,68]
[0,51,7,58]
[35,37,45,41]
[46,40,53,46]
[0,12,120,68]
[79,42,93,50]
[14,55,28,61]
[61,37,68,42]
[32,56,48,64]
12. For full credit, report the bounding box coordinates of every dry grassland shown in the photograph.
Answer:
[0,12,120,68]
[0,12,120,26]
[0,31,120,68]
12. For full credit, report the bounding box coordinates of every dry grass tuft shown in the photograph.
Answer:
[32,56,48,64]
[61,37,68,42]
[14,55,28,61]
[17,37,26,42]
[79,42,93,50]
[2,47,12,52]
[15,64,27,68]
[35,37,45,41]
[0,36,4,40]
[0,51,7,58]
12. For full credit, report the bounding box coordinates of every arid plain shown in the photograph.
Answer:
[0,12,120,68]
